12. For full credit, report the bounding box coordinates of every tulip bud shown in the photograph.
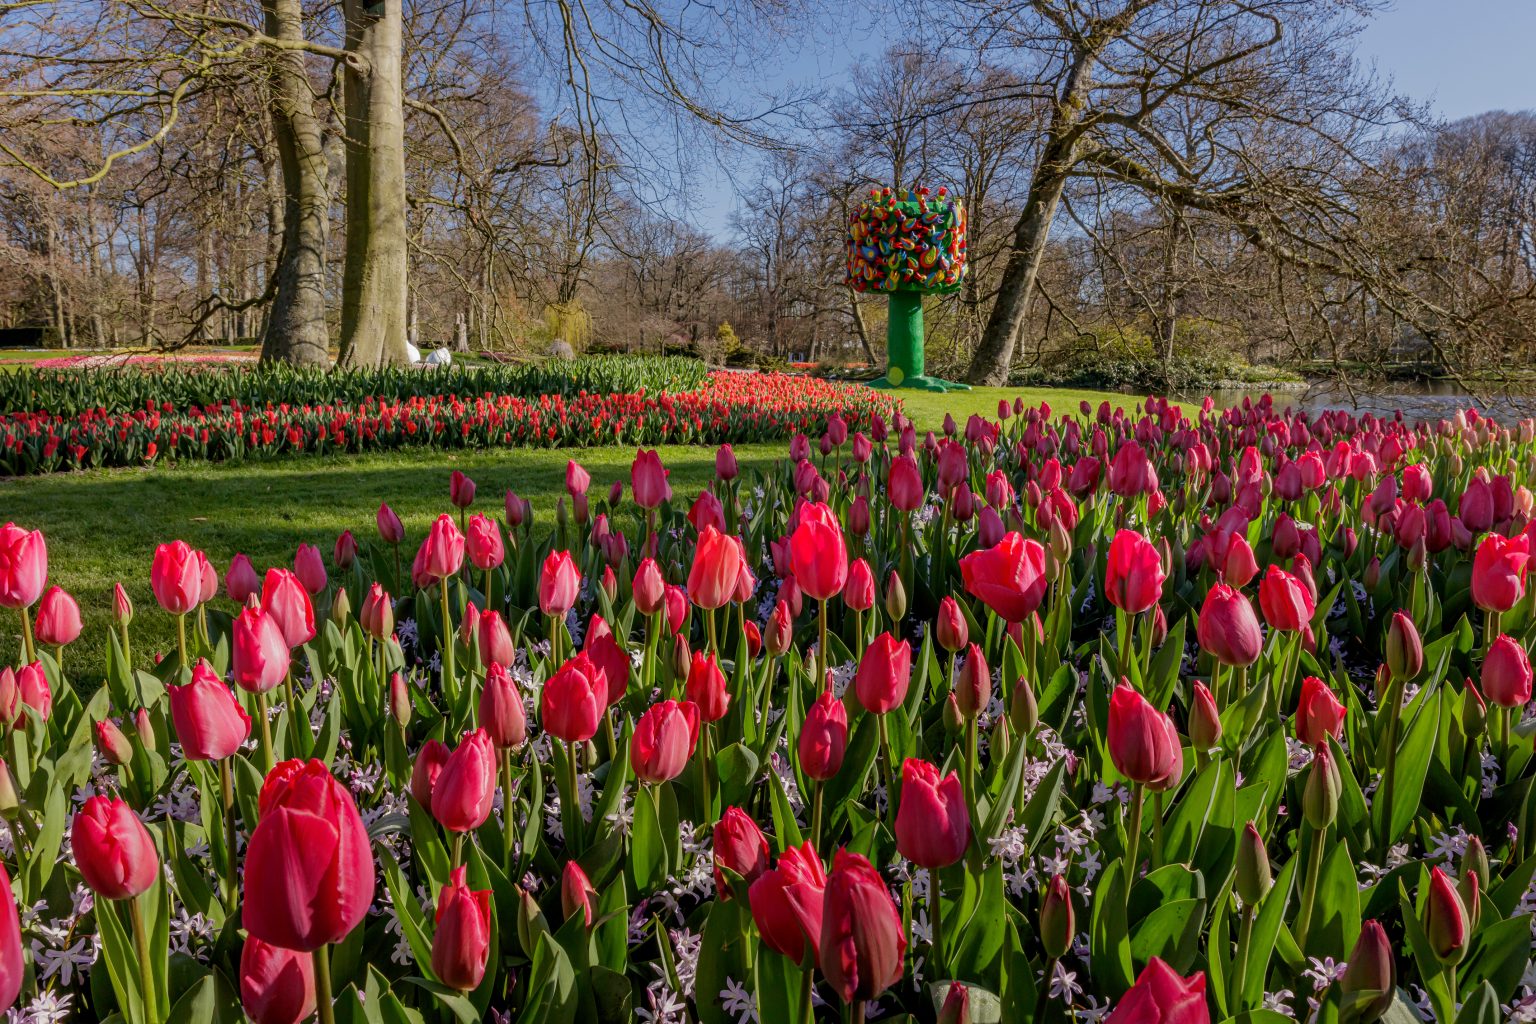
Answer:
[1386,612,1423,681]
[990,715,1010,762]
[943,692,965,735]
[1040,874,1074,959]
[390,673,412,728]
[1302,743,1340,830]
[113,583,134,627]
[884,570,906,622]
[1189,682,1222,751]
[671,634,692,680]
[1009,676,1038,736]
[936,596,968,653]
[329,587,351,626]
[1236,822,1272,906]
[765,600,793,656]
[954,644,990,718]
[1462,679,1487,737]
[1422,867,1468,965]
[1339,919,1395,1023]
[0,759,17,819]
[133,707,155,751]
[1461,835,1490,891]
[937,982,971,1024]
[600,566,618,605]
[516,886,549,956]
[1457,863,1481,934]
[96,719,133,766]
[1364,556,1381,590]
[1048,517,1073,566]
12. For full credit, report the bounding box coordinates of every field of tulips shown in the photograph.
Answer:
[0,371,897,477]
[0,392,1532,1024]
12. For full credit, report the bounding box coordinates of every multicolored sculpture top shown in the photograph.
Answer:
[846,186,970,391]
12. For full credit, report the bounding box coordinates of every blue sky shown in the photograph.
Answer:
[686,0,1536,236]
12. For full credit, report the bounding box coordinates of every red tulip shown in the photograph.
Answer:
[449,469,477,509]
[1107,684,1181,787]
[959,532,1048,623]
[562,860,597,926]
[889,454,925,511]
[583,616,630,706]
[73,795,158,900]
[564,460,590,499]
[925,597,967,661]
[113,583,134,626]
[894,759,970,868]
[1422,866,1468,964]
[686,651,730,722]
[262,568,316,648]
[954,644,990,717]
[169,660,251,761]
[664,584,690,635]
[232,607,290,693]
[240,936,316,1024]
[15,662,48,721]
[479,663,527,749]
[632,449,672,508]
[539,550,581,616]
[476,608,514,668]
[432,866,492,991]
[226,553,262,604]
[713,807,769,894]
[411,739,451,808]
[359,584,394,640]
[432,729,496,833]
[855,632,912,714]
[96,719,133,765]
[376,503,405,544]
[844,558,875,612]
[1105,957,1209,1024]
[1257,565,1313,632]
[819,849,907,1003]
[293,543,327,596]
[1108,441,1158,497]
[152,539,202,614]
[790,502,848,601]
[541,653,605,743]
[632,699,700,784]
[748,841,826,965]
[1105,529,1165,614]
[1220,535,1259,588]
[466,514,504,571]
[1295,676,1347,747]
[715,444,739,480]
[0,524,45,611]
[633,558,666,615]
[421,514,466,580]
[1339,920,1395,1021]
[333,530,357,570]
[687,526,741,611]
[1197,583,1262,667]
[1386,612,1424,681]
[1471,533,1529,613]
[33,585,80,646]
[1483,634,1533,708]
[799,689,848,781]
[688,490,728,534]
[244,759,376,950]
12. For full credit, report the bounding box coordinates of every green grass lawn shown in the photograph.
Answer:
[0,383,1136,677]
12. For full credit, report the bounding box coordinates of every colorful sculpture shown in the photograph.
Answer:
[846,186,970,392]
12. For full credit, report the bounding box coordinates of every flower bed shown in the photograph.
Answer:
[0,394,1531,1022]
[0,354,710,418]
[0,372,899,476]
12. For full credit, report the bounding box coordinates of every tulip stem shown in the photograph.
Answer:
[963,715,977,810]
[450,832,464,870]
[255,691,274,775]
[1151,791,1165,869]
[16,607,35,666]
[929,865,945,975]
[1295,824,1327,952]
[877,713,896,820]
[313,944,335,1024]
[798,964,814,1024]
[175,612,188,671]
[810,781,823,855]
[501,747,517,870]
[119,622,132,673]
[1231,903,1256,1010]
[851,998,866,1024]
[563,739,583,854]
[706,607,720,661]
[1377,675,1403,850]
[129,892,158,1024]
[220,757,237,907]
[1124,783,1144,888]
[1500,706,1512,765]
[698,723,714,824]
[817,599,828,686]
[439,577,456,700]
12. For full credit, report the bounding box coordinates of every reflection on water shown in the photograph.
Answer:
[1195,382,1536,424]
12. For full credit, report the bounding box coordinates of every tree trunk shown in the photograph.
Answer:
[338,0,411,368]
[848,288,879,366]
[964,54,1097,387]
[260,0,332,366]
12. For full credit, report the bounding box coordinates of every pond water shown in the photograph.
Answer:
[1192,380,1536,424]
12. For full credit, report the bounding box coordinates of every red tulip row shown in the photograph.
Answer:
[0,391,1533,1023]
[0,371,901,475]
